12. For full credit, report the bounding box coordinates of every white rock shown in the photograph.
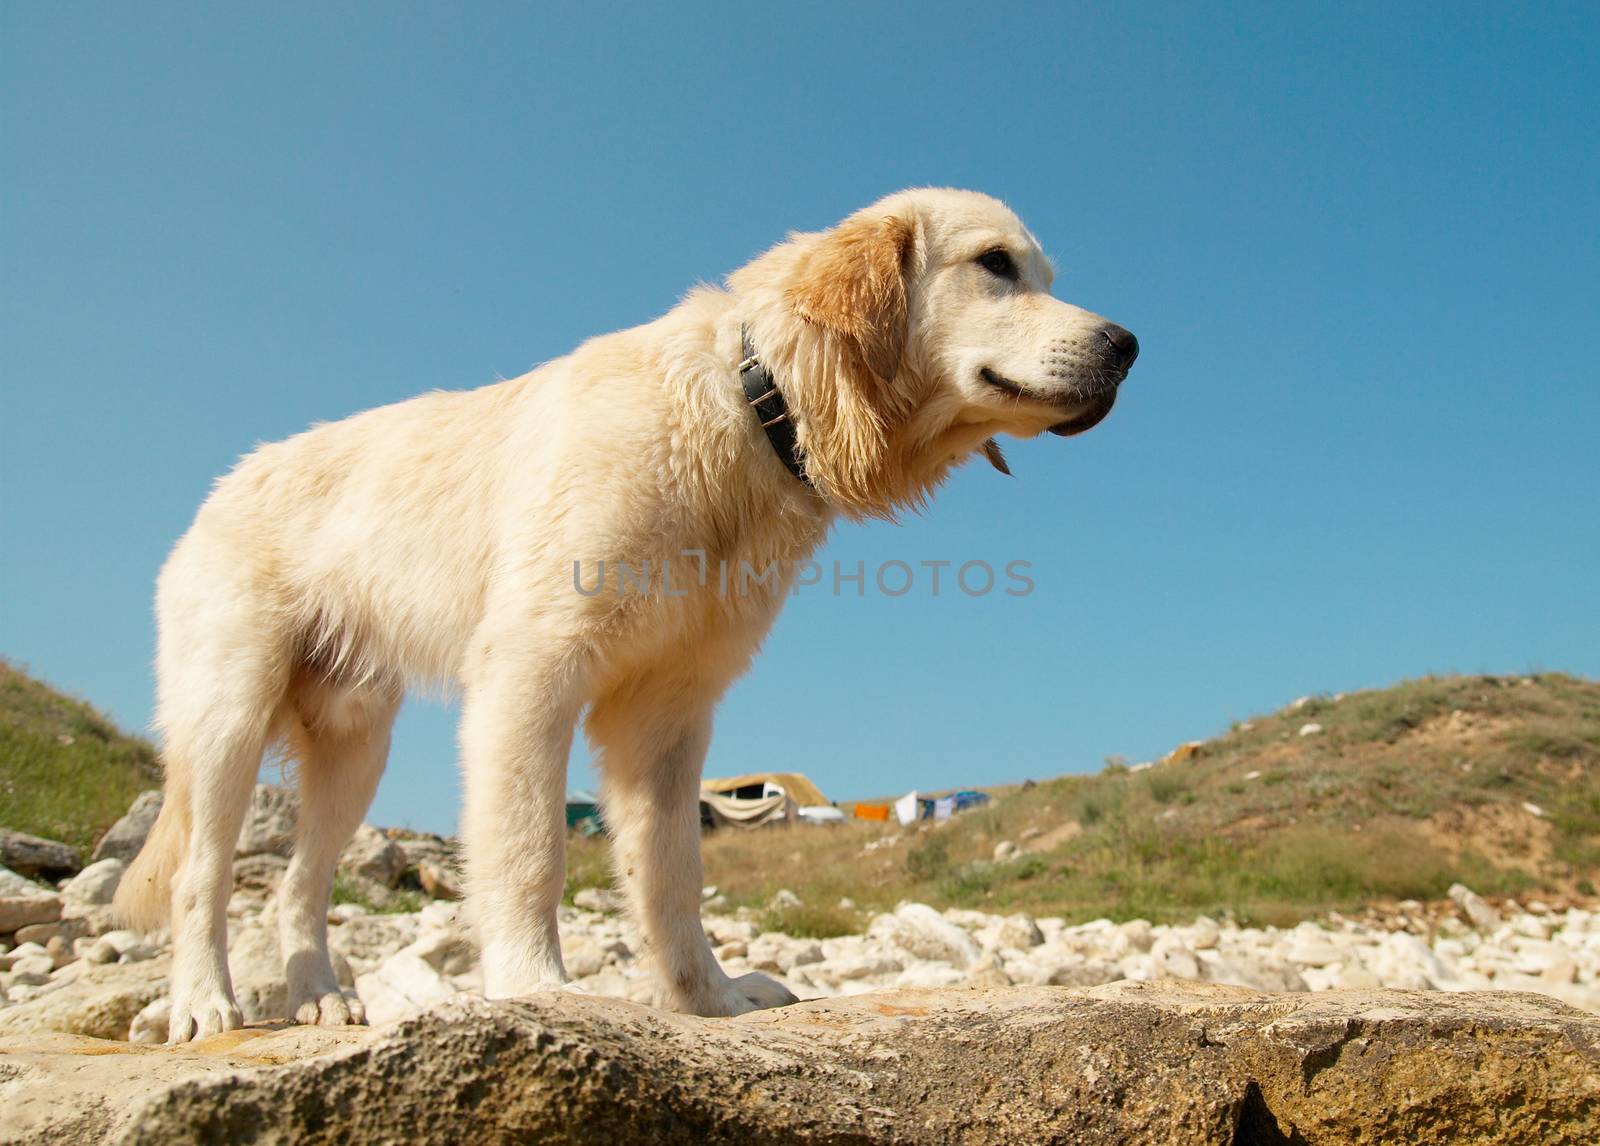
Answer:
[61,859,124,908]
[1285,936,1344,968]
[91,790,164,864]
[1448,884,1501,931]
[1298,722,1323,737]
[0,864,53,898]
[832,954,904,981]
[340,824,408,888]
[993,841,1021,862]
[8,954,54,984]
[236,785,299,857]
[770,889,803,910]
[355,951,455,1025]
[1188,917,1221,951]
[893,962,966,989]
[573,887,623,914]
[406,927,477,977]
[563,941,605,979]
[867,904,980,969]
[994,913,1044,950]
[1157,944,1202,979]
[1119,920,1155,953]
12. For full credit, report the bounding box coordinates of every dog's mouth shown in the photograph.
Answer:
[979,368,1120,438]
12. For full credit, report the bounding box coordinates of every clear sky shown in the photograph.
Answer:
[4,3,1596,835]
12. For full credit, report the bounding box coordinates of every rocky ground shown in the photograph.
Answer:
[5,787,1600,1141]
[3,786,1600,1048]
[5,983,1599,1144]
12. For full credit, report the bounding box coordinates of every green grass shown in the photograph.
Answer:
[331,871,425,915]
[568,672,1599,928]
[0,659,161,855]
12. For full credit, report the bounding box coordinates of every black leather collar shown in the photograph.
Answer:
[739,326,813,489]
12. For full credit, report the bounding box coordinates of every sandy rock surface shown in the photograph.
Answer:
[3,982,1597,1145]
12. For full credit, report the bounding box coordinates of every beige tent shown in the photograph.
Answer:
[699,772,829,829]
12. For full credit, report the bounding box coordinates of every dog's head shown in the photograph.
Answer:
[732,189,1137,515]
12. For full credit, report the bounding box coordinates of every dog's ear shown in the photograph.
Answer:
[788,213,915,383]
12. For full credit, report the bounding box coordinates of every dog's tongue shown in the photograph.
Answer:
[1048,391,1117,437]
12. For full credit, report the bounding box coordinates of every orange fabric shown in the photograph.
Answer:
[853,803,891,821]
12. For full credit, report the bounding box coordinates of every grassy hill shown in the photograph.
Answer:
[0,660,160,855]
[569,672,1600,934]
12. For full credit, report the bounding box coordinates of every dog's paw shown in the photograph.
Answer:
[729,971,799,1012]
[168,990,243,1043]
[293,989,367,1027]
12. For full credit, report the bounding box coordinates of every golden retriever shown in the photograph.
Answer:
[116,188,1138,1041]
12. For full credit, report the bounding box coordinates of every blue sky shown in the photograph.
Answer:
[3,2,1596,835]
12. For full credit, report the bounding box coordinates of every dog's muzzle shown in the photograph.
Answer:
[1046,323,1138,437]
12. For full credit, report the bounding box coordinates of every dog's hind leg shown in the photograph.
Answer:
[588,675,798,1017]
[279,673,401,1026]
[460,631,586,998]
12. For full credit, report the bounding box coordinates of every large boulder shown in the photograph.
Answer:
[90,791,164,865]
[0,983,1595,1144]
[0,830,80,880]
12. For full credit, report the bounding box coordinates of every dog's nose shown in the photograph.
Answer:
[1097,324,1139,371]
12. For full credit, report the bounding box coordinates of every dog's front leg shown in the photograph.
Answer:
[588,682,799,1017]
[460,642,585,998]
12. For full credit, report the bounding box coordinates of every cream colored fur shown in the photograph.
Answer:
[115,189,1133,1042]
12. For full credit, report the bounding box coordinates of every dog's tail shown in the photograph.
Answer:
[113,773,190,932]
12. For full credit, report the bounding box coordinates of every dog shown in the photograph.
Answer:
[116,188,1138,1041]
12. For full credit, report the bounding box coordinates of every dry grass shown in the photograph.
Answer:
[569,673,1598,926]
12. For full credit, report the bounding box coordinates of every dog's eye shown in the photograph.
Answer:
[977,249,1018,280]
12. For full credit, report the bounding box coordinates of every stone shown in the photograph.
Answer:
[993,840,1021,862]
[354,951,455,1025]
[1298,722,1323,736]
[0,895,62,933]
[236,784,298,857]
[1119,919,1155,952]
[61,857,125,908]
[13,916,90,948]
[1188,917,1221,950]
[1156,942,1202,980]
[994,912,1044,949]
[867,903,980,969]
[394,834,455,870]
[573,887,624,914]
[8,954,54,984]
[0,864,53,899]
[9,984,1588,1146]
[90,790,164,865]
[340,824,408,887]
[1046,960,1121,987]
[564,938,608,979]
[0,956,168,1041]
[770,888,803,910]
[1285,935,1344,968]
[128,997,170,1044]
[0,829,81,879]
[230,924,290,1022]
[1449,883,1502,931]
[406,927,477,977]
[417,858,463,900]
[231,853,290,896]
